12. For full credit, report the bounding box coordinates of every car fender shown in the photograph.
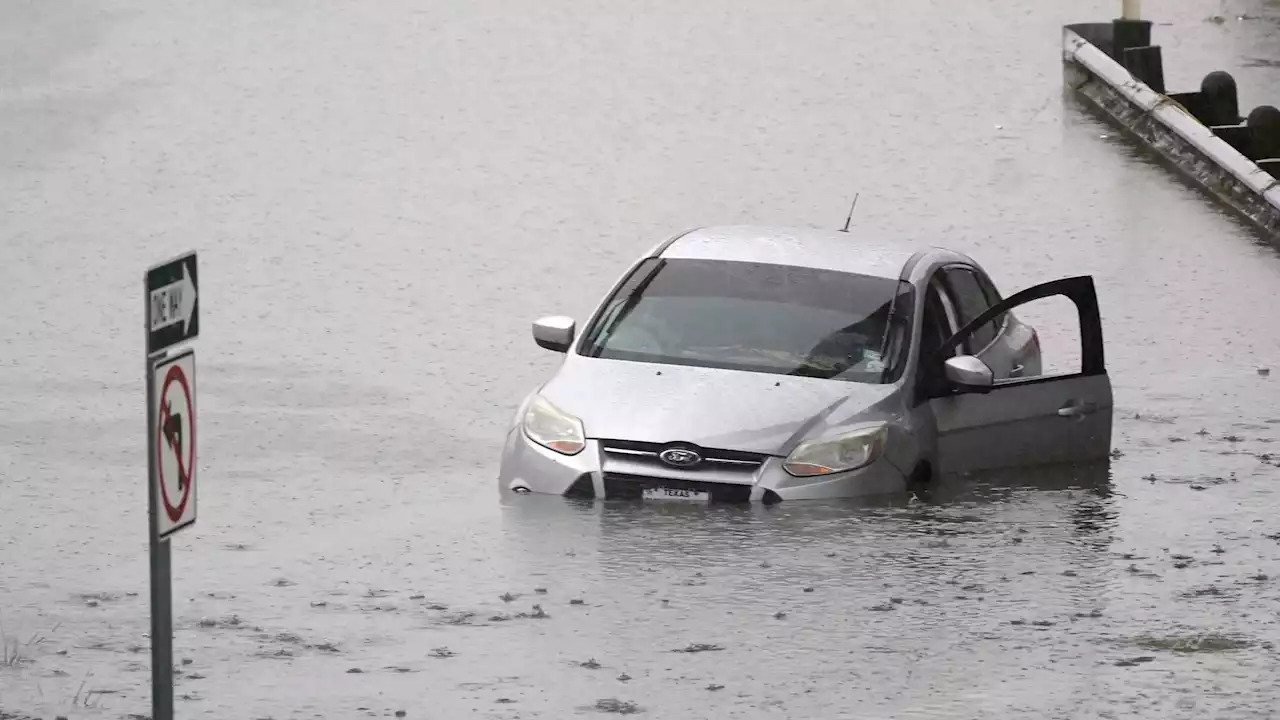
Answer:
[907,402,941,475]
[510,385,545,430]
[880,420,922,478]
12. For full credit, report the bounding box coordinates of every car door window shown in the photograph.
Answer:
[915,284,956,400]
[941,266,998,352]
[974,271,1007,333]
[921,285,958,353]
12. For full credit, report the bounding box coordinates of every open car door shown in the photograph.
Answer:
[924,276,1113,474]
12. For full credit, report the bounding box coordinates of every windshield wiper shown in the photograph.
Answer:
[584,259,666,357]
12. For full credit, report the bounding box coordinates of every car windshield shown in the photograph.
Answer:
[579,258,913,383]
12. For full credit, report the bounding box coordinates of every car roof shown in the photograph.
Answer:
[657,225,928,280]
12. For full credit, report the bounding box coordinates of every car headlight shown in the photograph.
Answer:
[783,424,888,477]
[522,395,586,455]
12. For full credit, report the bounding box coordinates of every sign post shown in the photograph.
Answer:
[145,250,200,720]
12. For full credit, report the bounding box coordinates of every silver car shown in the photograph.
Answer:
[498,225,1113,503]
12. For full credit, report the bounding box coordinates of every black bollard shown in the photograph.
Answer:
[1124,46,1165,93]
[1111,17,1152,60]
[1201,71,1240,126]
[1247,105,1280,159]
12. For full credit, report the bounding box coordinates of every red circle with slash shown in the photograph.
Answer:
[157,362,195,522]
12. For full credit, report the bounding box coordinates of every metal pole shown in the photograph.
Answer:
[1121,0,1140,20]
[147,292,174,720]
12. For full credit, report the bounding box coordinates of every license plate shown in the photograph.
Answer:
[641,486,710,502]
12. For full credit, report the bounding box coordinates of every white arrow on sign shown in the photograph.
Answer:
[149,262,197,335]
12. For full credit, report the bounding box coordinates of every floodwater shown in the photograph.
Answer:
[5,0,1280,718]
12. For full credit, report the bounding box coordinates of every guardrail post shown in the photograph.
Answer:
[1201,71,1241,126]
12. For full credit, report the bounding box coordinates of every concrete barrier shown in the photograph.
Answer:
[1063,20,1280,237]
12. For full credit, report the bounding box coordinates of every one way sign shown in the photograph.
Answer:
[146,251,199,355]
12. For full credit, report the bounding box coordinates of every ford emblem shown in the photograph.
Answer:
[659,447,702,468]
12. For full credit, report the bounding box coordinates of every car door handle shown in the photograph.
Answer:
[1010,363,1025,378]
[1058,399,1098,418]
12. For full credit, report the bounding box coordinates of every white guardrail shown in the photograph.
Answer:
[1063,27,1280,220]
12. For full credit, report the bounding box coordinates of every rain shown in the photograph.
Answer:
[4,0,1280,718]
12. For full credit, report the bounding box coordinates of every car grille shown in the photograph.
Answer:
[597,440,773,504]
[602,473,754,503]
[599,439,767,476]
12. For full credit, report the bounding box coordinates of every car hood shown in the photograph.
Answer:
[538,356,901,456]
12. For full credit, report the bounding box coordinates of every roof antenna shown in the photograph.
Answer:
[838,193,860,233]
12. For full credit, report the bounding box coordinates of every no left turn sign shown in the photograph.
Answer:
[154,349,197,539]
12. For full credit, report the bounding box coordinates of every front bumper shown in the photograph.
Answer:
[497,428,908,503]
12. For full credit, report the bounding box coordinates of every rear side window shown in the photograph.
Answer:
[941,267,997,352]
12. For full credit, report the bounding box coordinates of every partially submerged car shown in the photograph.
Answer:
[498,225,1113,503]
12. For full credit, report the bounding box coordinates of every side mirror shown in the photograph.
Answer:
[532,315,575,353]
[944,355,994,392]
